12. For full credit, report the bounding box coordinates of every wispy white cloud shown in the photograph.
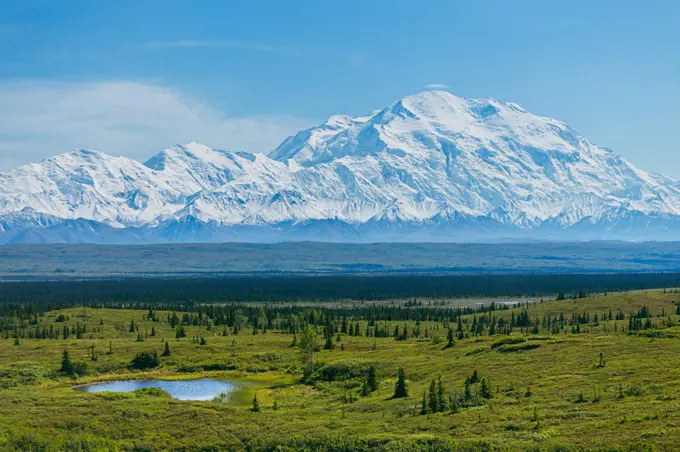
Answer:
[143,40,302,57]
[0,80,313,171]
[424,83,450,90]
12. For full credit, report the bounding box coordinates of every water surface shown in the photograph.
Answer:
[76,378,238,401]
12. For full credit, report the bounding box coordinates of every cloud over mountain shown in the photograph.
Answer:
[0,80,312,171]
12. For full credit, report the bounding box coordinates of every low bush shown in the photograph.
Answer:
[638,331,676,339]
[464,347,487,356]
[497,343,541,353]
[133,387,171,398]
[490,337,527,349]
[130,351,159,370]
[307,360,370,383]
[71,360,91,377]
[0,364,58,388]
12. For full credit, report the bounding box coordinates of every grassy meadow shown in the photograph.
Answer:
[2,290,680,451]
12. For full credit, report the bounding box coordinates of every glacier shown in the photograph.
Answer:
[2,90,680,244]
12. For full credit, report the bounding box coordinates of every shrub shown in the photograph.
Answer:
[0,364,58,388]
[464,347,487,356]
[245,435,514,452]
[198,361,238,371]
[133,387,171,398]
[254,352,280,362]
[625,385,645,397]
[71,360,90,377]
[307,360,369,383]
[490,337,527,349]
[212,391,231,403]
[638,331,676,339]
[130,351,159,370]
[177,364,200,373]
[497,343,541,353]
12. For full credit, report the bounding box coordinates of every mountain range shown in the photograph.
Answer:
[2,90,680,244]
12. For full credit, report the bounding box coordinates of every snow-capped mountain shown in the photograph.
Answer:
[2,90,680,244]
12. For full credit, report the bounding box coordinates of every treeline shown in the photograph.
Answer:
[2,272,680,307]
[5,297,679,341]
[3,302,516,338]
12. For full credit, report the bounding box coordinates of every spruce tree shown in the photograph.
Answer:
[162,341,171,357]
[299,324,318,380]
[60,350,73,375]
[393,368,408,398]
[251,394,260,412]
[361,378,370,397]
[464,379,472,403]
[577,390,586,403]
[421,391,428,415]
[446,328,455,348]
[437,376,447,411]
[451,398,459,413]
[324,333,334,350]
[367,366,378,392]
[176,325,186,339]
[480,378,491,399]
[428,379,438,413]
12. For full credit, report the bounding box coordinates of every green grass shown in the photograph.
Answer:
[2,291,680,451]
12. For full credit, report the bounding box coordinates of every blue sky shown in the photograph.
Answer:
[1,0,679,174]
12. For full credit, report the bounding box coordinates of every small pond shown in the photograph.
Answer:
[75,378,239,401]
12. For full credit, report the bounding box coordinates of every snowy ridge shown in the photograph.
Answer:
[1,90,680,243]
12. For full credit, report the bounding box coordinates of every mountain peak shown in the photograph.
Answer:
[46,148,109,163]
[269,90,568,166]
[68,148,105,157]
[144,142,252,171]
[14,148,141,174]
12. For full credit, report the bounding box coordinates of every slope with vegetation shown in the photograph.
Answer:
[1,287,680,450]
